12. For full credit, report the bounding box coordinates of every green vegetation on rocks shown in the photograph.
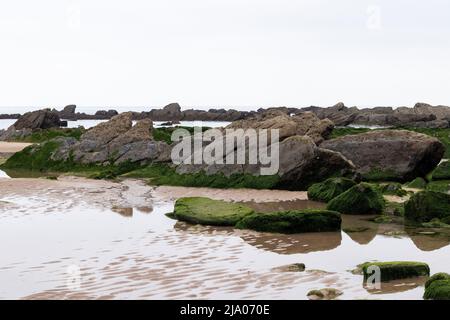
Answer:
[172,197,254,226]
[380,182,407,197]
[405,177,427,189]
[424,273,450,300]
[327,183,385,215]
[426,180,450,193]
[361,261,430,282]
[126,164,281,189]
[0,139,140,179]
[431,161,450,180]
[404,191,450,223]
[235,209,341,233]
[9,128,84,143]
[307,177,356,202]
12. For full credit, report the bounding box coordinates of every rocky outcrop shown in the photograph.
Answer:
[0,109,65,141]
[94,109,119,119]
[320,130,445,181]
[52,113,171,165]
[176,135,356,190]
[226,111,334,144]
[13,109,63,130]
[301,102,359,126]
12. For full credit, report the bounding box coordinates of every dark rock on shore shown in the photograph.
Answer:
[0,113,20,119]
[320,130,445,181]
[14,109,63,130]
[0,109,65,140]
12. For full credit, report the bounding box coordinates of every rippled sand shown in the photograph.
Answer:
[0,177,449,300]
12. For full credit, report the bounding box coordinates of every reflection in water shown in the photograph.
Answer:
[341,215,379,245]
[173,220,342,255]
[363,276,428,295]
[406,227,450,251]
[112,207,133,217]
[2,183,450,300]
[240,231,342,254]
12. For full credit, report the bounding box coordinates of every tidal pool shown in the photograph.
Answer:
[0,178,449,300]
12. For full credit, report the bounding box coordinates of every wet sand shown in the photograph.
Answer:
[1,177,450,300]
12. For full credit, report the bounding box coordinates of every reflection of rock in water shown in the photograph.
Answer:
[137,206,153,214]
[406,227,450,251]
[240,231,342,254]
[363,276,427,295]
[112,207,133,217]
[173,221,235,236]
[243,200,326,213]
[173,221,341,254]
[341,215,379,245]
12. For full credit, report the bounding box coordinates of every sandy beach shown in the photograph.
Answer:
[0,141,32,158]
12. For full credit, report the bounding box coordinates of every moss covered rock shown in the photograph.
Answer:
[404,191,450,223]
[380,183,407,197]
[307,177,356,202]
[172,197,254,226]
[235,209,341,234]
[431,161,450,180]
[424,273,450,300]
[326,183,385,215]
[361,261,430,282]
[405,177,427,189]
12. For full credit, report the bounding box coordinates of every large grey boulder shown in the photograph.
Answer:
[320,129,445,181]
[176,135,356,190]
[13,109,63,130]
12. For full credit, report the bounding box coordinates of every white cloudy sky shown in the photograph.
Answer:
[0,0,449,110]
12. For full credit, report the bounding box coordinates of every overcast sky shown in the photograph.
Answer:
[0,0,449,110]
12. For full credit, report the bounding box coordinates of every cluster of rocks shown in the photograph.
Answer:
[301,102,450,128]
[2,102,450,127]
[51,112,171,165]
[2,104,446,191]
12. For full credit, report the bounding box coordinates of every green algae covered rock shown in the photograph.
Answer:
[307,177,356,202]
[431,161,450,180]
[380,182,407,197]
[326,183,385,215]
[361,261,430,282]
[405,177,427,189]
[172,197,254,226]
[424,273,450,300]
[235,209,341,234]
[404,191,450,223]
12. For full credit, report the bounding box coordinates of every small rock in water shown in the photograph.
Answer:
[307,288,343,300]
[272,263,306,273]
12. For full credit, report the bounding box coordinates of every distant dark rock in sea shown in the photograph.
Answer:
[1,101,450,127]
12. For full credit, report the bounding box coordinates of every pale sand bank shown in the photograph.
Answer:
[0,141,32,153]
